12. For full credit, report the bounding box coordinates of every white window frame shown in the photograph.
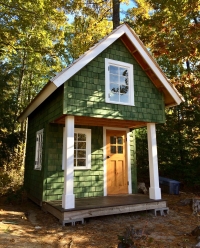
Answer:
[62,128,91,170]
[105,58,134,106]
[34,129,43,170]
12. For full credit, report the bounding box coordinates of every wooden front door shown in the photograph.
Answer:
[106,130,128,195]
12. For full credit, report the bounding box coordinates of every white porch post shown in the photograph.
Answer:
[147,123,161,200]
[62,116,75,209]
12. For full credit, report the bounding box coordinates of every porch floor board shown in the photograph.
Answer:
[42,194,167,225]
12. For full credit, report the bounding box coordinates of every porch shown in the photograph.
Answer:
[42,194,167,225]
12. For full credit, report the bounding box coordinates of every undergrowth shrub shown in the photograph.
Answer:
[0,142,24,196]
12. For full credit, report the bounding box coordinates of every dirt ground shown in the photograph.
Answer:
[0,192,200,248]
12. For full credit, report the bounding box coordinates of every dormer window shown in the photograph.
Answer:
[105,59,134,106]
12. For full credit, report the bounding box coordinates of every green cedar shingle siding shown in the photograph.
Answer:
[44,126,104,200]
[24,86,63,202]
[64,39,165,123]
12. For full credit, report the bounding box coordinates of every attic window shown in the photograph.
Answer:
[105,58,134,106]
[34,129,43,170]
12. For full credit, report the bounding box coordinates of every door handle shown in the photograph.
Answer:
[107,156,110,158]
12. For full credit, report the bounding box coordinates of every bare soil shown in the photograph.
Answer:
[0,192,200,248]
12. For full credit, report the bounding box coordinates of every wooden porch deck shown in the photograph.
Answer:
[42,194,167,225]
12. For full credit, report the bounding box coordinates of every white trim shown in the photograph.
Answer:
[34,129,44,170]
[147,123,161,200]
[62,116,75,209]
[62,128,91,170]
[103,127,132,196]
[105,58,134,106]
[62,127,66,170]
[74,128,91,170]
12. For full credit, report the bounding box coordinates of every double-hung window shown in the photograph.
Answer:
[34,129,43,170]
[105,58,134,106]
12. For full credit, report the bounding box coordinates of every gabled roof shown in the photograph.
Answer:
[18,23,184,122]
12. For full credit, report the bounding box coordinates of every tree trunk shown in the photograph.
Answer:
[112,0,120,29]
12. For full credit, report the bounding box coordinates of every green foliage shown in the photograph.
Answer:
[156,76,200,186]
[0,142,24,196]
[125,0,200,187]
[135,128,149,182]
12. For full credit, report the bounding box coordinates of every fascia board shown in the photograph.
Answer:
[18,82,57,122]
[52,28,126,87]
[123,25,182,105]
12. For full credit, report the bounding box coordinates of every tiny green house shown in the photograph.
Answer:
[18,24,183,209]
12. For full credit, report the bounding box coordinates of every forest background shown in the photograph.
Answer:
[0,0,199,195]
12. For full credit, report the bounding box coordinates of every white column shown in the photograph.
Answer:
[62,116,75,209]
[147,123,161,200]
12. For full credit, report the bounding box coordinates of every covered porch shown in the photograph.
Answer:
[51,115,162,210]
[42,194,167,225]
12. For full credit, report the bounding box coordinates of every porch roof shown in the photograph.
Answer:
[53,114,147,129]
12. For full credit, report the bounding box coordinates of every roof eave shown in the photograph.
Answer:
[18,81,57,122]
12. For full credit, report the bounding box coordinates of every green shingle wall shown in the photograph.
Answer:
[64,38,165,123]
[24,86,63,202]
[74,126,104,198]
[44,126,104,200]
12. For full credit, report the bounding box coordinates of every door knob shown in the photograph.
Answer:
[107,156,110,158]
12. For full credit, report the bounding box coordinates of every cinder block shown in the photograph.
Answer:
[153,207,169,216]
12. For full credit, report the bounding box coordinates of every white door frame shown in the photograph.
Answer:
[103,127,132,196]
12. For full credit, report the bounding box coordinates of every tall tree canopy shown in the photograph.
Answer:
[125,0,200,186]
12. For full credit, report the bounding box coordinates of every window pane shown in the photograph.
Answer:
[110,83,119,102]
[74,133,77,140]
[110,136,116,144]
[74,159,76,166]
[77,150,86,158]
[78,142,86,149]
[74,141,77,149]
[118,146,123,154]
[110,65,118,75]
[74,150,77,158]
[120,85,129,103]
[110,74,118,84]
[120,85,129,94]
[111,146,116,153]
[120,94,129,103]
[120,76,128,86]
[117,137,123,144]
[77,159,86,167]
[120,68,128,77]
[78,133,86,141]
[110,83,119,93]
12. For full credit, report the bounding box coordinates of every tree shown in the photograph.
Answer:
[125,0,200,186]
